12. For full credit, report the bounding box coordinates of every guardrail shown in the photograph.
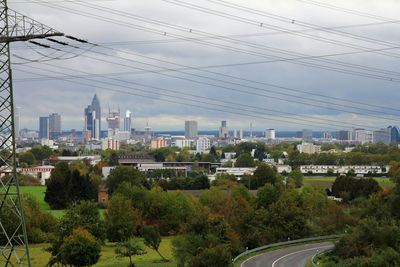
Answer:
[232,234,342,266]
[312,248,333,267]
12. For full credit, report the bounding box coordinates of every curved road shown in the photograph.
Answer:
[240,241,334,267]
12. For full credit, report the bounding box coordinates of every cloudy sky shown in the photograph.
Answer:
[9,0,400,131]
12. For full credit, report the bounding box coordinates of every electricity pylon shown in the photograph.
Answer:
[0,0,62,265]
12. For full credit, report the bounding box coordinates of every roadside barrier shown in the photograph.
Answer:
[232,234,342,266]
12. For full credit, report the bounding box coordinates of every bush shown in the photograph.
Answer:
[60,227,101,267]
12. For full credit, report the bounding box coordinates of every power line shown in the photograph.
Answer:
[17,1,400,116]
[72,0,400,79]
[296,0,398,22]
[18,40,400,116]
[24,41,400,121]
[16,63,390,129]
[15,42,400,125]
[15,66,356,130]
[162,0,400,59]
[27,0,400,84]
[205,0,400,50]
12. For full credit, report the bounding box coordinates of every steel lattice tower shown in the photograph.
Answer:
[0,0,62,265]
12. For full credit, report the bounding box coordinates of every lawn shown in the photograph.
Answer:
[29,237,177,267]
[303,177,394,190]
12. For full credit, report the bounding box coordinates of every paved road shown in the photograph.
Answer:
[240,241,334,267]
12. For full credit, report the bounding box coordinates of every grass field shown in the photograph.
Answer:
[303,177,394,190]
[29,237,177,267]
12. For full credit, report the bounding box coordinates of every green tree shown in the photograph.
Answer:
[104,194,140,242]
[115,238,147,267]
[141,225,168,262]
[30,145,53,162]
[18,151,36,166]
[106,166,146,195]
[288,168,304,188]
[257,183,282,208]
[58,201,105,241]
[201,153,216,163]
[45,161,71,209]
[253,163,277,187]
[60,227,101,267]
[109,152,119,166]
[235,153,255,167]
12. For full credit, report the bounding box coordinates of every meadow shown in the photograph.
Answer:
[303,177,394,190]
[29,238,177,267]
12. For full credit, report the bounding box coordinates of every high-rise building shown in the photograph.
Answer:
[354,129,373,144]
[233,129,237,138]
[219,120,229,138]
[107,108,120,137]
[337,130,352,141]
[185,120,198,139]
[239,129,243,139]
[39,116,49,139]
[49,113,61,140]
[124,110,132,132]
[265,128,276,139]
[373,128,391,144]
[302,129,312,142]
[388,126,400,143]
[91,94,101,134]
[84,94,101,140]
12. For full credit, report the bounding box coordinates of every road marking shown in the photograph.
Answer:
[271,245,332,267]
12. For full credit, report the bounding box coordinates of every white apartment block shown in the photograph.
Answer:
[196,138,210,153]
[215,167,256,180]
[354,129,373,144]
[174,139,194,149]
[300,165,386,174]
[297,143,321,154]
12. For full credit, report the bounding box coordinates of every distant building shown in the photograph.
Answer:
[102,139,120,150]
[107,108,120,137]
[39,116,49,139]
[239,129,243,139]
[174,139,193,149]
[233,129,237,138]
[196,137,210,153]
[151,139,168,149]
[388,126,400,143]
[302,129,312,142]
[373,128,391,144]
[337,130,352,141]
[297,143,321,154]
[49,113,61,140]
[84,95,101,140]
[354,129,373,144]
[124,110,132,132]
[265,128,276,139]
[185,120,198,139]
[323,132,332,139]
[219,120,229,138]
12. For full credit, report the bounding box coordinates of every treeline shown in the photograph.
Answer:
[322,162,400,265]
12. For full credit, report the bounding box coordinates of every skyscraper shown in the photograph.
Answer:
[49,113,61,139]
[84,94,101,140]
[124,110,132,132]
[107,108,120,137]
[265,129,276,139]
[302,129,312,142]
[91,94,101,134]
[39,116,49,139]
[185,120,198,139]
[219,120,229,138]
